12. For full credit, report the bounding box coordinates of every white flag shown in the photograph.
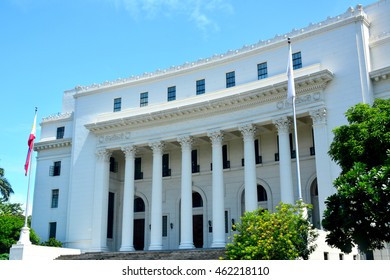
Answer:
[287,41,296,100]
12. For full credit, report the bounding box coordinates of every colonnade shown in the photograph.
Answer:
[90,109,330,252]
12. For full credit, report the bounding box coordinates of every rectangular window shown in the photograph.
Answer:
[167,86,176,101]
[113,97,121,112]
[162,154,171,177]
[222,144,230,169]
[191,150,199,173]
[134,157,143,180]
[56,127,65,139]
[225,210,229,233]
[226,71,235,88]
[196,79,205,95]
[292,51,302,70]
[275,135,280,162]
[49,222,57,239]
[109,157,118,173]
[162,216,168,237]
[107,192,115,239]
[254,139,262,164]
[289,133,296,159]
[49,161,61,176]
[140,92,148,107]
[257,62,268,80]
[51,189,59,208]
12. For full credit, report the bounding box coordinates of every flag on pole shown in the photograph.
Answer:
[287,38,296,100]
[24,109,37,176]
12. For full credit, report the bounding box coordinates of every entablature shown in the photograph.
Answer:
[34,138,72,151]
[85,67,334,135]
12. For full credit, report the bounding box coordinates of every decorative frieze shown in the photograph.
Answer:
[98,132,131,144]
[276,92,321,110]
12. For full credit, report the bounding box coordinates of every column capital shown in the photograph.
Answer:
[238,124,256,139]
[121,145,137,158]
[149,141,165,154]
[95,149,111,162]
[309,107,327,126]
[273,117,291,134]
[177,136,194,149]
[207,130,224,145]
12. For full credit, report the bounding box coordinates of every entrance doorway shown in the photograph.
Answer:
[133,197,145,250]
[193,215,203,248]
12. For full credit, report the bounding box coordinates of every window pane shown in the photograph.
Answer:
[51,189,59,208]
[257,62,268,79]
[56,127,65,139]
[196,79,205,95]
[226,71,235,88]
[167,86,176,101]
[140,92,148,107]
[292,52,302,70]
[113,98,121,112]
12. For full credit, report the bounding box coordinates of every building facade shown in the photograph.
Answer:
[32,1,390,257]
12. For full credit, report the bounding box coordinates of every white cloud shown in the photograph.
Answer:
[112,0,233,33]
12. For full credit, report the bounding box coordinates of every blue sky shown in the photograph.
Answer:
[0,0,375,213]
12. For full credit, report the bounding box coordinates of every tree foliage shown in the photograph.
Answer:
[224,201,318,260]
[323,99,390,255]
[0,215,40,254]
[0,167,14,201]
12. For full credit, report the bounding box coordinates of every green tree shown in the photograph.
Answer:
[0,167,14,201]
[0,199,24,216]
[0,215,40,254]
[322,98,390,258]
[224,201,318,260]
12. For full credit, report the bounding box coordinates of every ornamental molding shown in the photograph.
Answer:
[149,141,165,154]
[95,148,112,161]
[276,92,321,110]
[177,136,194,149]
[238,124,256,139]
[273,117,291,134]
[121,145,137,158]
[34,138,72,151]
[41,112,73,124]
[85,69,334,135]
[98,132,131,144]
[73,6,363,97]
[370,66,390,82]
[207,131,224,145]
[309,107,327,125]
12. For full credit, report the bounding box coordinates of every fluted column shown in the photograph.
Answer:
[120,145,136,251]
[207,131,226,248]
[310,107,332,227]
[273,117,295,204]
[148,141,165,250]
[239,124,258,212]
[178,136,195,249]
[91,148,111,252]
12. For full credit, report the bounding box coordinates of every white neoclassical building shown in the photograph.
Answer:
[32,1,390,258]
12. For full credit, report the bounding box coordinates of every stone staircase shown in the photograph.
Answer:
[56,248,226,260]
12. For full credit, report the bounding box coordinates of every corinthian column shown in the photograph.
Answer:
[207,130,226,248]
[148,141,165,250]
[273,117,294,204]
[239,124,258,212]
[178,136,195,249]
[91,148,111,252]
[120,145,136,251]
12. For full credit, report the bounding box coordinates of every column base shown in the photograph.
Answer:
[17,226,32,245]
[179,242,195,250]
[119,245,135,252]
[148,244,163,251]
[211,241,226,248]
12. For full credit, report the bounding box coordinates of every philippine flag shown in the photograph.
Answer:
[24,110,37,176]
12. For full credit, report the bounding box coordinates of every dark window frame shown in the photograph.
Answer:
[140,92,148,107]
[226,71,235,88]
[257,62,268,80]
[56,127,65,139]
[51,189,59,208]
[167,86,176,102]
[196,79,205,95]
[113,97,122,112]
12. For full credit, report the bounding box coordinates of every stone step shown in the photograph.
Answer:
[56,248,226,260]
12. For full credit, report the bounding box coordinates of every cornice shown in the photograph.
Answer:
[41,112,73,124]
[85,69,333,135]
[34,138,72,151]
[73,6,364,98]
[370,66,390,82]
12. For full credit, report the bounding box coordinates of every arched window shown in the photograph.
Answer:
[310,179,320,229]
[192,192,203,208]
[241,184,269,215]
[134,197,145,212]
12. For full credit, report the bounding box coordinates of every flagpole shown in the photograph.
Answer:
[17,107,37,245]
[287,38,303,202]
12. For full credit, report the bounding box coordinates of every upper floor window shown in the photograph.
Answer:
[167,86,176,102]
[140,92,148,107]
[226,71,235,88]
[49,161,61,176]
[113,97,122,112]
[135,157,143,180]
[51,189,59,208]
[257,62,268,80]
[292,51,302,70]
[196,79,205,95]
[162,154,171,177]
[56,127,65,139]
